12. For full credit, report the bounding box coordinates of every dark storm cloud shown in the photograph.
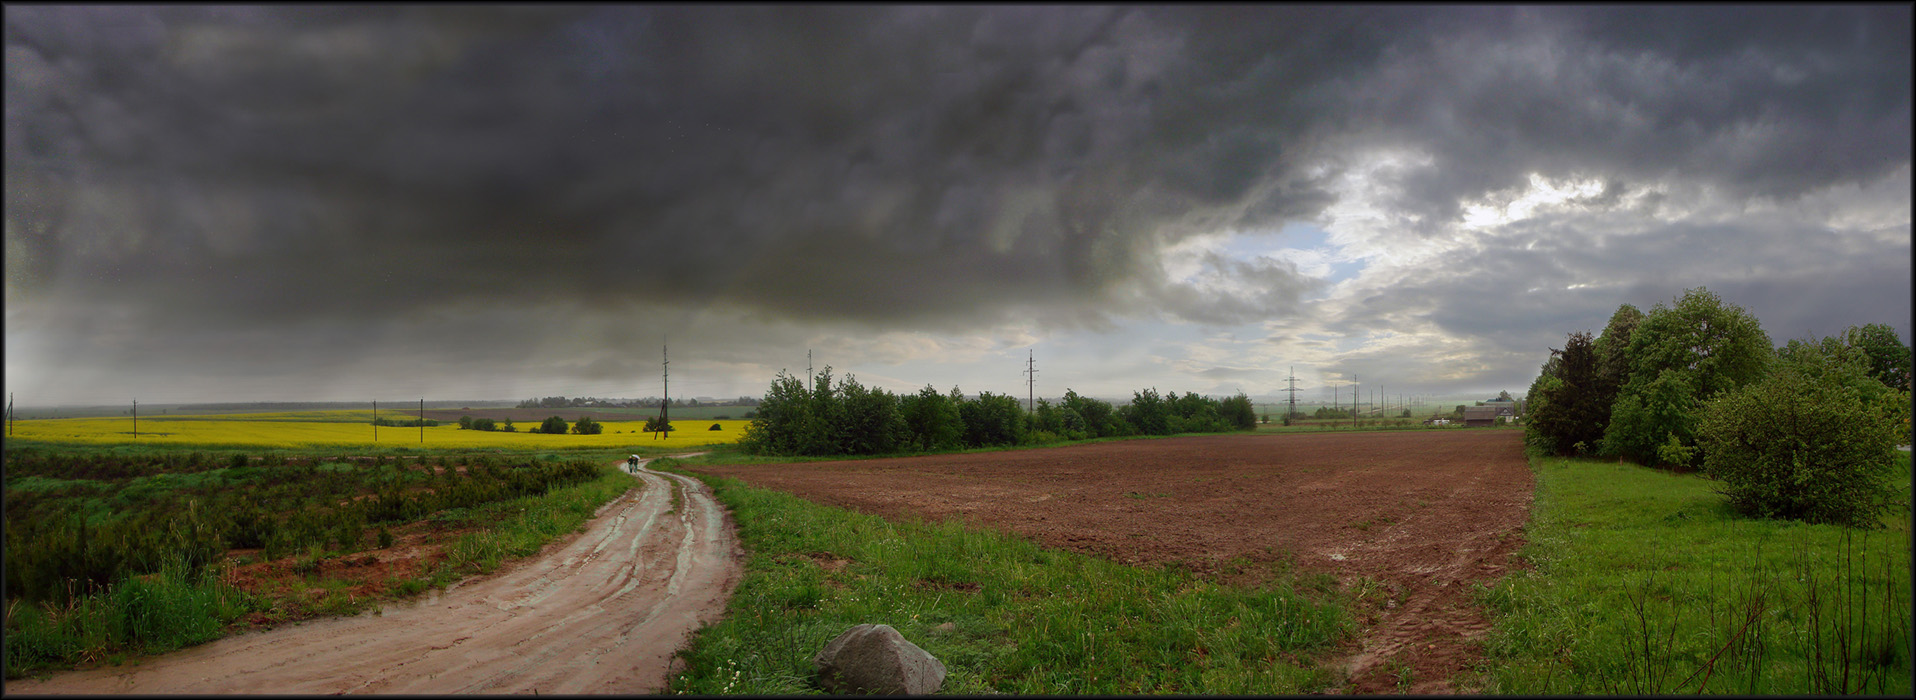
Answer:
[4,5,1909,403]
[1341,5,1910,232]
[6,5,1387,337]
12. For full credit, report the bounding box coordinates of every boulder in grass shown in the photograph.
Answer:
[813,623,946,695]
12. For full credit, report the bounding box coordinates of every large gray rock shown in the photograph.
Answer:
[813,623,946,695]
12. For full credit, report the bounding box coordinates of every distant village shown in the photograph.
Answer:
[515,395,762,409]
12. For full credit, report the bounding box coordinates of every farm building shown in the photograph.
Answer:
[1462,404,1517,427]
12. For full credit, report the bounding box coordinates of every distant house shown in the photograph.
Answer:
[1463,405,1500,427]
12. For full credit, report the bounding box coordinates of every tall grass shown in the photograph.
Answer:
[5,558,258,677]
[1476,454,1912,694]
[664,463,1352,694]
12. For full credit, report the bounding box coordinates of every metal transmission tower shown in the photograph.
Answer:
[1282,367,1300,421]
[1022,349,1038,413]
[653,342,671,440]
[1351,378,1358,429]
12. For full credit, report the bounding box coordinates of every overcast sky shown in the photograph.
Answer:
[5,5,1910,407]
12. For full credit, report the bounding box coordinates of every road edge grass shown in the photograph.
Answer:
[1470,452,1912,694]
[658,457,1356,694]
[3,455,640,680]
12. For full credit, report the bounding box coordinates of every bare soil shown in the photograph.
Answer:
[690,429,1533,694]
[9,457,742,695]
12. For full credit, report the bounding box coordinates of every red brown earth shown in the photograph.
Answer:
[689,429,1533,694]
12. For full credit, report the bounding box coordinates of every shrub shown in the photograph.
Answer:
[709,423,722,431]
[540,416,568,435]
[471,417,496,432]
[571,416,602,435]
[1697,365,1903,527]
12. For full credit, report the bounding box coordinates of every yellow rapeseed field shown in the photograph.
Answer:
[6,412,750,450]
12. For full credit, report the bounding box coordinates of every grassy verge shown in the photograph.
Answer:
[3,457,638,679]
[1475,453,1912,694]
[660,459,1354,694]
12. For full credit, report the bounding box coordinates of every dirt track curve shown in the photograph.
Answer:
[9,456,741,695]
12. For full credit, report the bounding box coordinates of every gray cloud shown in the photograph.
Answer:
[5,6,1908,403]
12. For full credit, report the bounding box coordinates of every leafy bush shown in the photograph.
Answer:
[540,416,568,435]
[570,416,602,435]
[1602,369,1700,467]
[709,423,722,431]
[471,417,496,431]
[1697,365,1902,527]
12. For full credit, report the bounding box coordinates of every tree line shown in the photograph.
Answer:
[1524,286,1910,526]
[455,415,603,434]
[738,366,1256,457]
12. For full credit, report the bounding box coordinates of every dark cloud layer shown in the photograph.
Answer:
[5,5,1909,402]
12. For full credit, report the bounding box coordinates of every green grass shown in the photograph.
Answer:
[4,558,258,674]
[661,459,1354,694]
[1475,453,1912,694]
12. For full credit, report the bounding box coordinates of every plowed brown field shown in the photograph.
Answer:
[690,429,1532,694]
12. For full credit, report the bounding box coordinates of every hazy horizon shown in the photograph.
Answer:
[7,6,1909,406]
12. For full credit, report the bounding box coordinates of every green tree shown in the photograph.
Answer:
[571,416,602,435]
[1120,388,1172,436]
[1219,392,1258,430]
[899,385,964,452]
[471,417,496,431]
[1525,331,1606,456]
[832,373,906,455]
[458,415,474,430]
[1602,369,1699,467]
[500,417,516,432]
[1592,303,1644,431]
[1841,323,1912,391]
[1603,287,1772,465]
[1060,389,1117,438]
[540,416,569,435]
[1698,362,1904,527]
[739,371,813,455]
[958,391,1026,447]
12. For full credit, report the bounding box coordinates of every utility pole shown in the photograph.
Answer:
[6,392,12,436]
[1283,367,1300,422]
[1022,349,1038,413]
[807,349,813,392]
[1351,378,1358,429]
[654,342,671,440]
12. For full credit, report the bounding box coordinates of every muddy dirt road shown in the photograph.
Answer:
[692,430,1532,694]
[10,456,741,695]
